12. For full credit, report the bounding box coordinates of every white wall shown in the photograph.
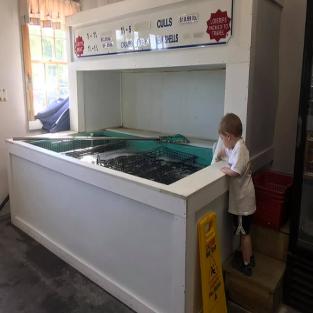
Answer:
[0,0,27,203]
[246,0,281,159]
[273,0,307,174]
[81,0,123,10]
[80,71,121,131]
[122,69,225,139]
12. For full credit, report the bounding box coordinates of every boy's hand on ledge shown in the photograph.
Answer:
[221,167,240,177]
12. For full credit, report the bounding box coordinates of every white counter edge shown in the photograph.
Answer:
[7,139,226,218]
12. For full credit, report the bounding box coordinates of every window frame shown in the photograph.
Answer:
[22,23,69,128]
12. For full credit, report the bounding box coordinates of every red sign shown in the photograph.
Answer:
[206,10,231,42]
[74,36,85,57]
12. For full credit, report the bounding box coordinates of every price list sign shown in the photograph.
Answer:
[72,0,233,59]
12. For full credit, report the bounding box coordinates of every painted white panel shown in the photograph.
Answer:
[69,70,86,131]
[11,154,185,313]
[224,62,250,139]
[122,69,225,139]
[8,141,187,217]
[246,0,281,157]
[273,0,306,173]
[82,71,122,131]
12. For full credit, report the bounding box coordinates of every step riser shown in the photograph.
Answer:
[224,252,285,313]
[226,276,282,313]
[251,226,289,261]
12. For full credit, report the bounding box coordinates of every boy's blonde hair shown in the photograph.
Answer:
[218,113,242,137]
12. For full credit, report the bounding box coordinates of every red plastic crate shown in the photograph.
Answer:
[253,170,293,230]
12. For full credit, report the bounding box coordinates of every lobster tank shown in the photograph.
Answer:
[7,0,283,312]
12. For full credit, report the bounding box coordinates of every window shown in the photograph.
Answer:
[29,25,68,115]
[20,0,80,123]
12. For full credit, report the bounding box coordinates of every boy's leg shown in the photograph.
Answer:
[241,234,252,265]
[241,214,254,265]
[231,215,254,276]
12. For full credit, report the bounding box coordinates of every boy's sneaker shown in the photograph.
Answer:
[234,250,256,267]
[239,263,252,277]
[250,254,256,267]
[232,252,253,276]
[232,258,253,276]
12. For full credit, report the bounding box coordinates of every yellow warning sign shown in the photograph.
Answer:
[198,212,227,313]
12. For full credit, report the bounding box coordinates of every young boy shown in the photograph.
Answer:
[216,113,256,276]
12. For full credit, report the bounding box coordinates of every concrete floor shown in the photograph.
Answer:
[0,217,134,313]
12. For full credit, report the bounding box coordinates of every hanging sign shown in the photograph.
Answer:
[72,0,233,59]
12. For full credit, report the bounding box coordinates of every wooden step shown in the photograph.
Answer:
[228,300,251,313]
[251,224,289,261]
[224,252,286,313]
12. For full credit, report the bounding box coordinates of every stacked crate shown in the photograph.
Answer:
[253,171,293,230]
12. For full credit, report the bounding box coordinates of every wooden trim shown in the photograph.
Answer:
[21,24,35,121]
[32,60,67,65]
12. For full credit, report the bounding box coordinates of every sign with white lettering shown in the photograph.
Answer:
[72,0,233,59]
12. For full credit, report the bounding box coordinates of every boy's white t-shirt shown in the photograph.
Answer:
[225,138,256,216]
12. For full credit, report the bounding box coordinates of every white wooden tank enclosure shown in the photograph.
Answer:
[7,0,283,312]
